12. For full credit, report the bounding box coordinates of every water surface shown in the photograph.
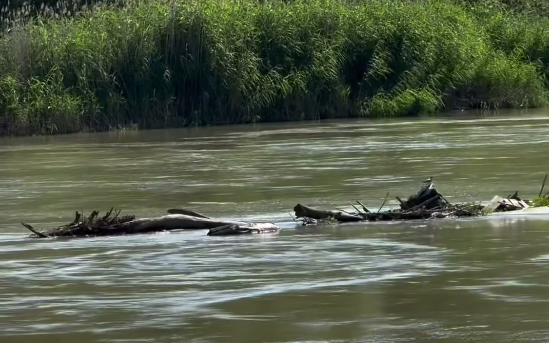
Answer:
[1,111,549,342]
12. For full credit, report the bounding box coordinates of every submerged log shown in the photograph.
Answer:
[293,204,364,222]
[22,208,279,238]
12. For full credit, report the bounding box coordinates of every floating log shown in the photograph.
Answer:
[293,180,485,225]
[293,204,364,222]
[21,176,548,238]
[294,202,484,224]
[207,223,280,236]
[22,208,279,238]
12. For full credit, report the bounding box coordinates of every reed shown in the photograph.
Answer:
[0,0,547,135]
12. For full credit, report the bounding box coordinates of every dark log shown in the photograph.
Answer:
[292,181,485,225]
[207,225,241,236]
[23,209,279,238]
[407,195,441,212]
[21,223,48,238]
[207,224,280,236]
[399,183,450,210]
[293,203,364,222]
[294,202,484,225]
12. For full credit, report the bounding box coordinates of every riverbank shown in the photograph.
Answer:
[1,0,549,136]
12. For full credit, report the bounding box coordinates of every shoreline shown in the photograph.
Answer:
[1,108,548,139]
[1,0,549,137]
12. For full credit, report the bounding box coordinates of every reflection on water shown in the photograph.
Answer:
[1,112,549,342]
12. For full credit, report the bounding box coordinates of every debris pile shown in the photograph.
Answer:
[294,178,494,226]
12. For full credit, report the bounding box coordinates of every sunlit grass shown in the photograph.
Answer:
[0,0,548,135]
[531,196,549,207]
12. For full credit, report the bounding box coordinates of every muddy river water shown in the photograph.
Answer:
[1,112,549,342]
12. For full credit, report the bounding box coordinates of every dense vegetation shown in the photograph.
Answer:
[1,0,549,135]
[532,195,549,207]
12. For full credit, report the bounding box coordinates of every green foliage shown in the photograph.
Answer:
[0,0,549,135]
[531,196,549,207]
[460,0,549,17]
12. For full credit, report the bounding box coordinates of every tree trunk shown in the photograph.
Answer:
[22,209,279,238]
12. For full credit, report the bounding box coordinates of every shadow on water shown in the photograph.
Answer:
[1,112,549,342]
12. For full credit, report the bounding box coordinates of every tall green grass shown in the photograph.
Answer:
[0,0,548,135]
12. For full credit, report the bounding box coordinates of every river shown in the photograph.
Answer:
[1,111,549,343]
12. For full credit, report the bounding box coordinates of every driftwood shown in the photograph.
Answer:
[22,176,548,238]
[22,208,279,238]
[207,223,280,236]
[398,181,450,210]
[294,204,364,222]
[294,202,483,224]
[293,180,484,225]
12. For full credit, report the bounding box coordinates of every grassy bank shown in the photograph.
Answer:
[0,0,548,135]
